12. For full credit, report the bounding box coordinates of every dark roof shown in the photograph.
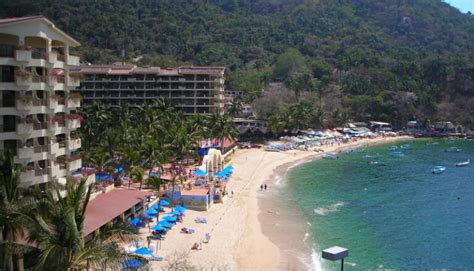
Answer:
[73,65,225,75]
[83,188,150,236]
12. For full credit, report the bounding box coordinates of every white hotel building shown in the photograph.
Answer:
[0,16,82,189]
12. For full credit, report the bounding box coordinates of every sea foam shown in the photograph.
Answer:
[314,202,345,216]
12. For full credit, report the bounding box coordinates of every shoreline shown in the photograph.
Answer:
[146,136,412,270]
[253,136,413,270]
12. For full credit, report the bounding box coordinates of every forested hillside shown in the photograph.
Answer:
[1,0,473,128]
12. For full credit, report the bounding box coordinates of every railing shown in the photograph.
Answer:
[33,122,48,130]
[32,48,47,60]
[32,76,47,83]
[35,168,47,176]
[57,54,65,62]
[34,145,48,153]
[58,141,66,148]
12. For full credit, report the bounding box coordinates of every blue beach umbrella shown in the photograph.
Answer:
[157,221,174,227]
[130,217,141,226]
[193,169,207,176]
[162,216,177,222]
[159,199,170,206]
[166,211,181,216]
[175,205,187,212]
[145,209,158,216]
[151,225,167,231]
[133,247,153,256]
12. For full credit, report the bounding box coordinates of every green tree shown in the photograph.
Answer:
[27,178,145,269]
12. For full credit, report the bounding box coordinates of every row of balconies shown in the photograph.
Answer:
[16,138,81,160]
[14,97,80,111]
[81,77,224,84]
[16,119,80,135]
[19,157,82,185]
[1,47,80,66]
[14,74,80,88]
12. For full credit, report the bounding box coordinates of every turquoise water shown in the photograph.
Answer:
[286,139,474,270]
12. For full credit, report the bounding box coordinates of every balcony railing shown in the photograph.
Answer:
[35,168,48,176]
[32,48,47,60]
[34,145,48,153]
[33,122,48,130]
[32,76,47,83]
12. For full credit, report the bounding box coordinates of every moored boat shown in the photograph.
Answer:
[456,160,470,167]
[432,166,446,174]
[445,147,462,152]
[389,151,404,157]
[368,161,386,166]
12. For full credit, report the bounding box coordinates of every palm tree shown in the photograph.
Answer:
[27,178,145,269]
[0,152,31,271]
[210,110,239,151]
[267,114,286,137]
[130,166,145,190]
[227,97,243,117]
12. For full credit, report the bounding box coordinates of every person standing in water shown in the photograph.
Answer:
[264,184,267,190]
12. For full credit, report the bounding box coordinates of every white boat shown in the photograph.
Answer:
[456,160,470,167]
[322,153,337,160]
[368,161,386,166]
[445,147,461,152]
[432,166,446,174]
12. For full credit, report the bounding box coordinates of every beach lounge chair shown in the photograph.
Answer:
[195,217,207,223]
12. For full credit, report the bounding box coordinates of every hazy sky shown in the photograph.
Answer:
[444,0,474,13]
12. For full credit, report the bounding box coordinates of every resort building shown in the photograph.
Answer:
[73,64,225,115]
[0,16,82,189]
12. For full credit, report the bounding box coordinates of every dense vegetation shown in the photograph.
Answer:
[0,153,145,270]
[1,0,473,128]
[80,99,238,188]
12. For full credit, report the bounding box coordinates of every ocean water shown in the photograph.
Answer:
[286,139,474,270]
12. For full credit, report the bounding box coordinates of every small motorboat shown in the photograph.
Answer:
[456,160,470,167]
[368,161,386,166]
[432,166,446,174]
[445,147,462,152]
[389,151,404,157]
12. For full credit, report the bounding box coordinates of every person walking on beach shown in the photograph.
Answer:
[260,184,263,190]
[264,184,267,190]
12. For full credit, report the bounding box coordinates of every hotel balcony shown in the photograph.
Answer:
[16,98,47,112]
[16,123,34,135]
[15,75,48,89]
[16,144,49,160]
[68,138,81,150]
[20,167,49,186]
[66,55,80,66]
[49,120,66,133]
[50,141,66,157]
[66,76,80,87]
[15,49,31,62]
[66,119,80,130]
[67,98,80,108]
[68,157,81,171]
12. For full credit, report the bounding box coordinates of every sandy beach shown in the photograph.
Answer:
[145,135,412,270]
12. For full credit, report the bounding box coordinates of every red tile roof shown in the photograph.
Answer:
[109,69,132,75]
[179,66,225,74]
[0,16,43,24]
[83,188,151,236]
